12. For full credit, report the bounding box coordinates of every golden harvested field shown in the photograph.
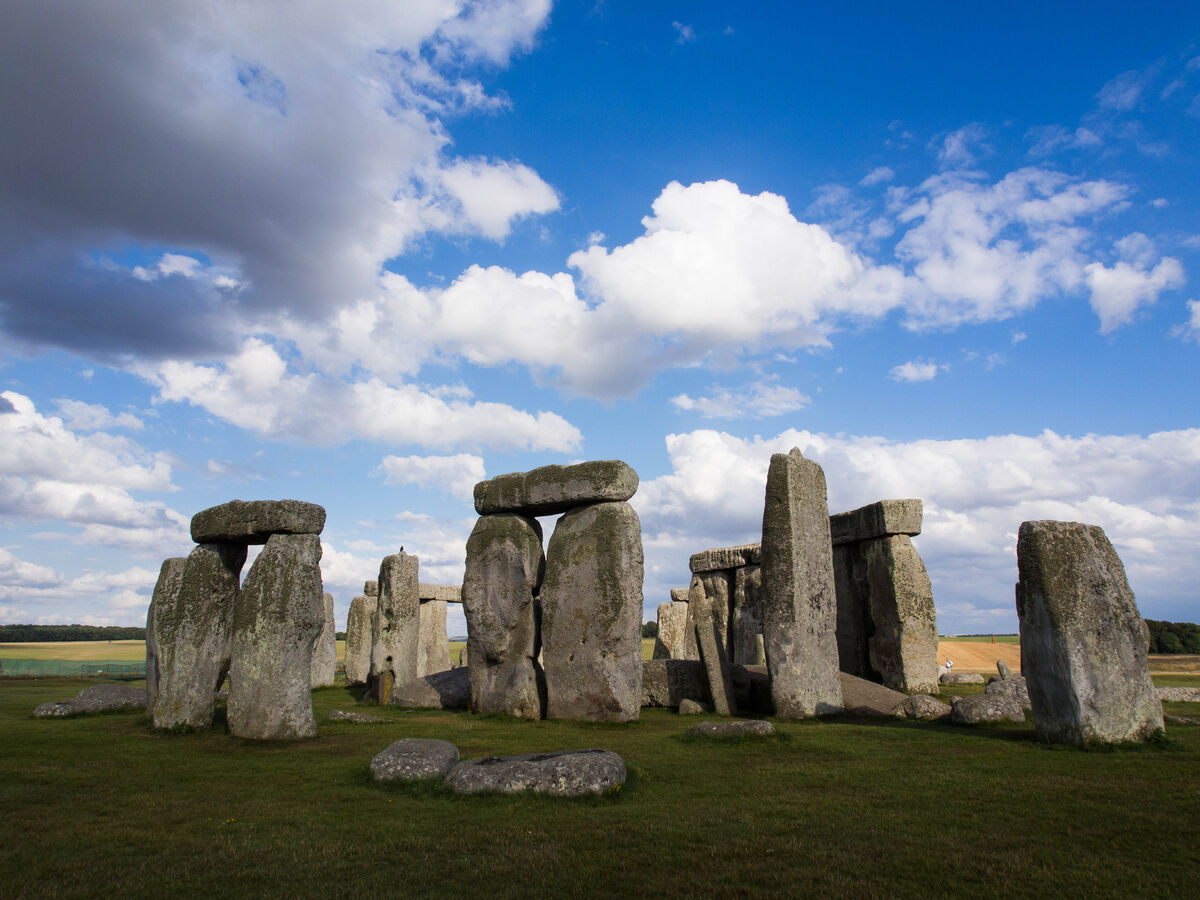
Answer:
[0,640,146,661]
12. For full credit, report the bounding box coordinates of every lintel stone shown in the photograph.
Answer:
[829,499,922,546]
[191,499,326,544]
[419,583,462,604]
[689,543,762,573]
[473,460,638,517]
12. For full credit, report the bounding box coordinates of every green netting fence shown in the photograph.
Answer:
[0,659,146,678]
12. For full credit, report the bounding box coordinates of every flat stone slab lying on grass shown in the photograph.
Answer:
[1165,715,1200,725]
[473,460,638,516]
[678,699,711,715]
[445,749,626,797]
[371,739,460,783]
[1157,687,1200,702]
[190,499,326,543]
[893,694,952,721]
[949,693,1026,725]
[940,671,985,684]
[839,671,907,717]
[389,667,470,710]
[685,720,776,738]
[34,684,146,718]
[327,710,386,724]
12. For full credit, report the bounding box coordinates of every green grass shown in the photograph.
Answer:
[1,678,1198,898]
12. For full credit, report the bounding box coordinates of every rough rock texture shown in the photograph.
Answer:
[894,694,953,721]
[462,514,545,719]
[1016,520,1163,746]
[370,738,460,782]
[419,584,462,603]
[760,448,843,718]
[940,671,985,685]
[364,580,378,596]
[228,533,324,740]
[344,592,376,686]
[418,599,452,676]
[145,557,186,716]
[685,720,776,738]
[151,542,244,729]
[389,667,471,710]
[445,749,626,797]
[829,499,923,546]
[370,551,420,703]
[542,501,643,722]
[950,693,1026,725]
[678,699,710,715]
[839,671,908,717]
[730,564,763,666]
[641,659,712,708]
[1158,687,1200,702]
[652,601,690,660]
[190,499,325,544]
[689,574,737,716]
[689,544,762,573]
[670,588,690,604]
[326,709,385,724]
[474,460,638,517]
[34,684,147,718]
[698,571,732,654]
[310,592,337,688]
[986,670,1032,712]
[861,536,938,693]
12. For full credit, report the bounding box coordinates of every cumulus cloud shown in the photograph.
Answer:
[55,399,144,432]
[0,553,161,626]
[670,380,810,419]
[888,360,943,382]
[859,166,895,187]
[1085,255,1185,333]
[376,453,486,500]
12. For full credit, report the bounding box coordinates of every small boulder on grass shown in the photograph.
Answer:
[370,739,459,783]
[949,693,1025,725]
[327,709,386,724]
[940,671,985,685]
[445,749,626,797]
[678,699,711,715]
[686,720,776,738]
[33,684,146,718]
[893,694,952,721]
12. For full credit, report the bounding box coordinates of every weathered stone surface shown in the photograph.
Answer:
[986,669,1032,711]
[145,557,186,716]
[542,501,643,722]
[389,667,470,710]
[151,542,244,729]
[689,543,762,573]
[950,693,1026,725]
[760,448,843,718]
[1158,687,1200,702]
[370,551,420,703]
[652,601,689,660]
[190,499,325,544]
[685,720,776,738]
[344,592,376,686]
[474,460,638,517]
[839,671,908,717]
[445,749,626,797]
[1016,520,1163,746]
[894,694,953,721]
[678,699,710,715]
[462,514,545,719]
[670,588,690,604]
[364,580,378,596]
[418,599,452,676]
[326,709,385,724]
[419,583,462,604]
[829,499,923,546]
[689,574,737,716]
[370,738,460,782]
[35,684,147,718]
[228,533,324,740]
[730,564,763,666]
[641,659,712,708]
[997,659,1013,679]
[310,592,337,688]
[940,671,985,684]
[864,536,938,693]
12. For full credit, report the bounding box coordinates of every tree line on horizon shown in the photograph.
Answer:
[0,624,146,642]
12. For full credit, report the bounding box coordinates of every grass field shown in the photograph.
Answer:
[1,677,1197,898]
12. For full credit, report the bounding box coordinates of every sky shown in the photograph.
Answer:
[2,1,1199,639]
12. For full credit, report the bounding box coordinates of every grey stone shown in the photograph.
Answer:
[838,671,908,717]
[344,592,376,686]
[689,574,737,716]
[950,693,1026,725]
[689,543,762,573]
[370,551,420,703]
[730,564,763,666]
[370,738,460,783]
[445,749,626,797]
[462,514,545,720]
[151,542,244,730]
[227,533,324,740]
[685,720,776,738]
[641,659,712,708]
[417,599,451,676]
[986,673,1032,712]
[145,557,186,717]
[1158,687,1200,702]
[389,667,470,710]
[829,499,923,546]
[669,588,690,604]
[894,694,953,721]
[34,684,147,718]
[419,583,462,603]
[326,709,386,724]
[310,591,337,688]
[678,698,711,715]
[364,580,378,596]
[760,448,843,718]
[473,460,638,517]
[652,601,689,660]
[1016,520,1163,746]
[190,499,325,544]
[542,501,643,723]
[458,644,468,668]
[997,659,1013,679]
[940,671,985,684]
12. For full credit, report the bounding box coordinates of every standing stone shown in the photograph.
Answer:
[541,501,643,722]
[698,571,732,654]
[673,588,702,661]
[760,448,843,717]
[151,543,244,730]
[344,585,376,686]
[652,601,690,660]
[145,557,186,717]
[228,533,324,739]
[689,574,737,716]
[462,514,545,720]
[370,552,420,703]
[1015,520,1163,746]
[418,599,452,676]
[730,564,763,666]
[310,592,337,688]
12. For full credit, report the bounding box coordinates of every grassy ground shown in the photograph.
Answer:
[2,678,1198,898]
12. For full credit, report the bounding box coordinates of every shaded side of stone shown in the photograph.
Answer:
[652,601,689,660]
[730,564,763,666]
[689,543,762,573]
[474,460,639,517]
[310,591,337,688]
[833,542,873,679]
[370,551,420,702]
[861,535,939,694]
[228,534,324,740]
[417,599,452,676]
[542,501,643,723]
[640,659,712,708]
[1015,520,1163,746]
[829,499,922,546]
[689,574,737,716]
[344,593,376,686]
[371,738,460,782]
[191,499,326,544]
[389,667,470,710]
[838,671,908,717]
[445,749,626,797]
[145,557,186,717]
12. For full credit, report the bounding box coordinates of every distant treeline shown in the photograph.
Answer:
[1146,620,1200,654]
[0,624,147,643]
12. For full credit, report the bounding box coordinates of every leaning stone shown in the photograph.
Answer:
[473,460,638,517]
[34,684,147,718]
[419,583,462,604]
[310,592,337,688]
[839,671,908,717]
[1158,687,1200,702]
[829,499,923,546]
[326,709,386,724]
[370,551,421,703]
[863,536,939,693]
[760,448,843,718]
[1016,520,1163,745]
[445,749,626,797]
[688,543,762,574]
[678,699,710,715]
[542,501,643,723]
[997,659,1013,679]
[940,671,985,684]
[462,514,545,719]
[370,738,460,783]
[190,499,325,544]
[344,592,376,686]
[689,574,737,715]
[730,564,763,666]
[418,599,452,676]
[390,667,470,710]
[894,694,953,721]
[949,693,1026,725]
[652,601,690,660]
[145,557,186,717]
[227,533,323,740]
[641,659,712,708]
[685,720,776,738]
[151,542,244,730]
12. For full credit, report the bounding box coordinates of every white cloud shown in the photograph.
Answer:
[1096,69,1148,111]
[54,399,144,432]
[1085,256,1185,332]
[377,453,486,500]
[936,123,989,169]
[0,547,60,588]
[670,380,810,419]
[889,360,943,382]
[859,166,895,187]
[1172,299,1200,344]
[1011,330,1027,345]
[672,21,696,44]
[435,158,560,240]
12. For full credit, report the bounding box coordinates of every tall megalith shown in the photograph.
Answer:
[310,591,337,688]
[145,557,187,718]
[370,552,420,703]
[344,581,376,686]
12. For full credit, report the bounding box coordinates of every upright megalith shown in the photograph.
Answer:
[370,551,420,703]
[1015,520,1163,746]
[310,592,337,688]
[228,534,325,740]
[688,574,737,716]
[653,600,690,660]
[417,585,455,676]
[150,543,244,729]
[462,514,545,719]
[541,501,644,722]
[344,581,376,686]
[145,557,187,717]
[760,448,843,717]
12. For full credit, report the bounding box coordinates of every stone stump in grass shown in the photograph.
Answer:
[310,591,337,688]
[344,581,377,686]
[370,551,420,703]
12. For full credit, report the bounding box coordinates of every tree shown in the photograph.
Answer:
[641,621,658,639]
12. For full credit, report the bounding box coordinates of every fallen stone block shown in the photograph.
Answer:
[1158,687,1200,702]
[389,667,470,710]
[838,671,907,717]
[893,694,952,721]
[678,699,710,715]
[191,499,325,544]
[949,693,1026,725]
[685,720,776,738]
[940,671,985,684]
[445,749,626,797]
[326,710,386,724]
[34,684,147,718]
[371,738,460,783]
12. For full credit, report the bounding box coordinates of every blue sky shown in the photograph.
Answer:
[2,1,1199,637]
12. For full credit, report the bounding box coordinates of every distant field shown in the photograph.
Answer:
[940,634,1020,643]
[0,640,145,661]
